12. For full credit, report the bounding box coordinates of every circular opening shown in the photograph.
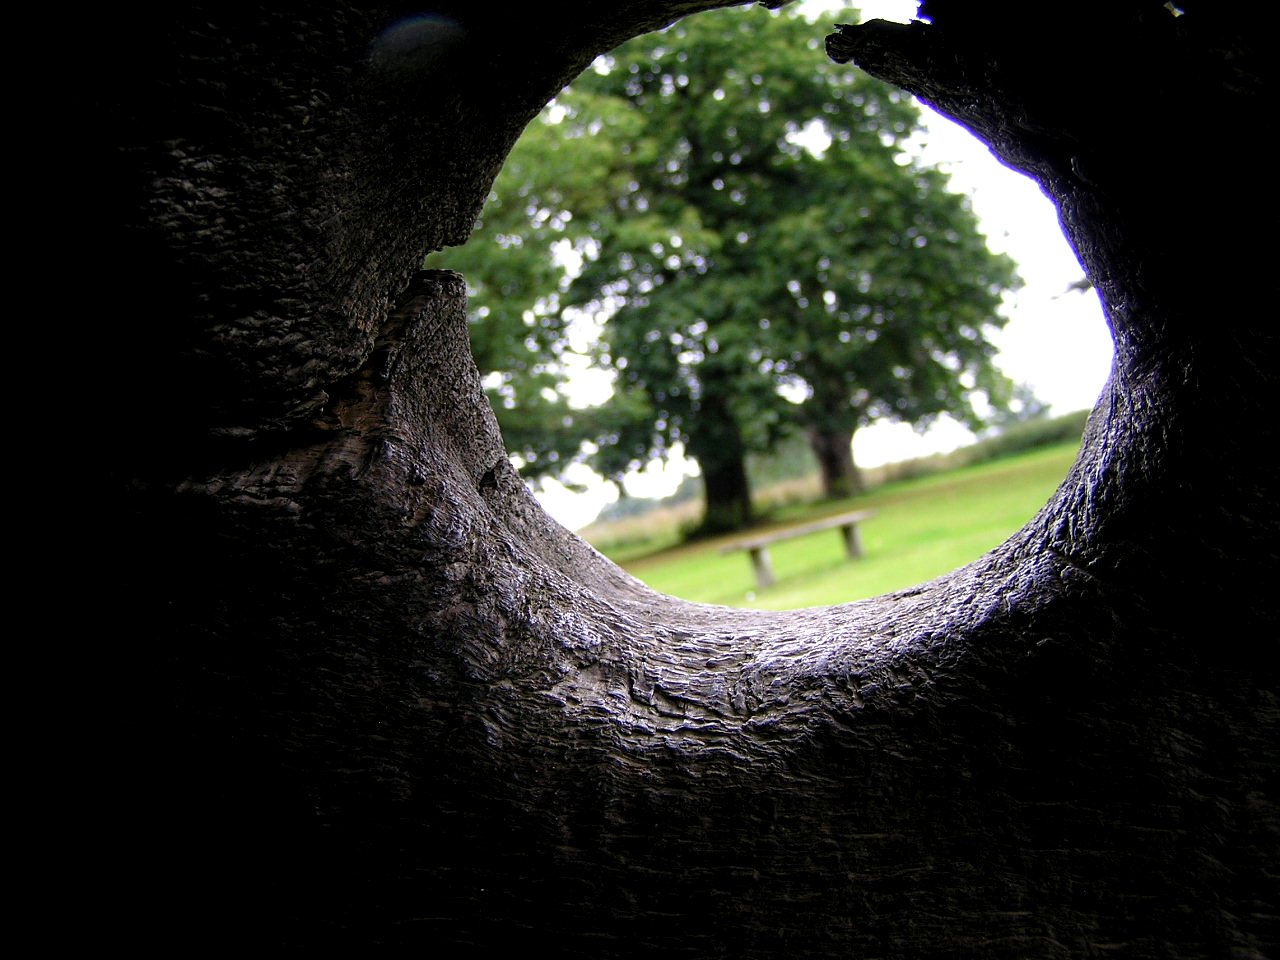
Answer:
[430,1,1112,610]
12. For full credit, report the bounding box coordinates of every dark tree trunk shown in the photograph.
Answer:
[687,390,754,534]
[85,3,1276,956]
[807,424,864,499]
[692,445,753,534]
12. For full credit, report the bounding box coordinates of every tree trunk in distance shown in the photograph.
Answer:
[687,393,754,534]
[807,424,864,499]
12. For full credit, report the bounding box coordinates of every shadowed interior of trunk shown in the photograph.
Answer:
[88,3,1276,954]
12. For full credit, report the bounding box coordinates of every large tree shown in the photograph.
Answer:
[556,6,1018,525]
[91,1,1276,954]
[758,158,1019,496]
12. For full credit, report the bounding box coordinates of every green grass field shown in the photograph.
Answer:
[602,441,1079,610]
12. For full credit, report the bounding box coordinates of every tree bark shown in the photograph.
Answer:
[807,424,864,499]
[86,2,1277,955]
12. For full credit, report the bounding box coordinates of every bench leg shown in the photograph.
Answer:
[749,546,775,589]
[840,523,864,559]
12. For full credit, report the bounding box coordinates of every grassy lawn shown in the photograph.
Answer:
[604,441,1079,610]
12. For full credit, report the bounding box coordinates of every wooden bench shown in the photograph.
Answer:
[720,509,875,590]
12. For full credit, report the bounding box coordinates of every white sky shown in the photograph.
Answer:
[531,0,1114,530]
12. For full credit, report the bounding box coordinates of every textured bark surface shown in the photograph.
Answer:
[92,2,1276,955]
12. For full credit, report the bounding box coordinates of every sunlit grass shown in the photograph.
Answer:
[603,441,1078,609]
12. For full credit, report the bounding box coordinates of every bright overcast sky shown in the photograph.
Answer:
[532,0,1115,530]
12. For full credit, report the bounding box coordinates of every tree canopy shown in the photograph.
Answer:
[433,4,1020,530]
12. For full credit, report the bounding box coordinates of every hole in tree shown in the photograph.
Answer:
[427,1,1112,609]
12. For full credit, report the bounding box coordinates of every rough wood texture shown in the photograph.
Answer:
[91,2,1276,954]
